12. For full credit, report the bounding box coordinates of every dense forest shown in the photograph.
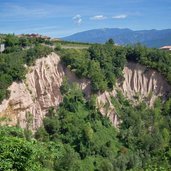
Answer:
[60,41,171,90]
[1,81,171,170]
[0,35,171,170]
[60,40,126,92]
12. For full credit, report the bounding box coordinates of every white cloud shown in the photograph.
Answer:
[112,14,127,19]
[73,14,82,24]
[90,15,107,20]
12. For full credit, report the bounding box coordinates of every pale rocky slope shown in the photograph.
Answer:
[0,52,90,130]
[96,62,171,127]
[119,62,171,106]
[0,53,170,130]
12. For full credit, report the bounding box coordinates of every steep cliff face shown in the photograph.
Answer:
[0,52,90,130]
[96,90,119,126]
[0,53,170,130]
[94,63,171,127]
[0,53,63,129]
[118,62,171,106]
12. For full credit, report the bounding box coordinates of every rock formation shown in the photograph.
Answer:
[0,53,170,130]
[96,90,119,126]
[0,52,90,130]
[118,62,171,106]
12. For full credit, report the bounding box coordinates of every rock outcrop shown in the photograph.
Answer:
[0,52,91,130]
[96,62,171,127]
[97,90,119,126]
[0,54,170,130]
[118,62,171,106]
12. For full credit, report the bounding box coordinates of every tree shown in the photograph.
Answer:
[55,43,62,51]
[0,137,33,171]
[19,37,30,47]
[5,34,19,47]
[106,38,115,45]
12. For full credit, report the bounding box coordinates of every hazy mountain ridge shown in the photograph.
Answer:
[63,28,171,47]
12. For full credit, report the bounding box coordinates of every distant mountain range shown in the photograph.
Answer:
[62,28,171,48]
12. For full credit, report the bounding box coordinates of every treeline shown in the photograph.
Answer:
[60,40,126,92]
[59,41,171,91]
[125,43,171,84]
[57,40,93,46]
[0,44,52,102]
[1,34,52,53]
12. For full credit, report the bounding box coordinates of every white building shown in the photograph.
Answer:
[0,44,5,53]
[160,46,171,51]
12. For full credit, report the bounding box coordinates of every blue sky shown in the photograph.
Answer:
[0,0,171,37]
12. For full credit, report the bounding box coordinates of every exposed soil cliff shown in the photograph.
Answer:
[118,62,171,106]
[94,63,171,127]
[96,90,119,126]
[0,52,90,130]
[0,53,170,130]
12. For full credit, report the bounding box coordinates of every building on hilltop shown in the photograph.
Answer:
[160,46,171,51]
[17,34,51,40]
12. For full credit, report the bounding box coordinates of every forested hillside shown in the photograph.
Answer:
[61,41,171,89]
[60,41,126,92]
[1,81,171,171]
[0,35,171,171]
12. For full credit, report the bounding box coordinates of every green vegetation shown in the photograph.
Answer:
[111,91,171,170]
[36,82,171,171]
[0,34,52,102]
[1,81,170,170]
[60,40,126,92]
[0,82,120,171]
[0,125,65,171]
[1,37,171,170]
[24,44,52,65]
[126,43,171,83]
[3,34,53,53]
[36,82,121,170]
[59,41,171,90]
[57,40,93,46]
[54,40,91,50]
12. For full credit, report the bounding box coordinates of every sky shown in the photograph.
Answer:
[0,0,171,38]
